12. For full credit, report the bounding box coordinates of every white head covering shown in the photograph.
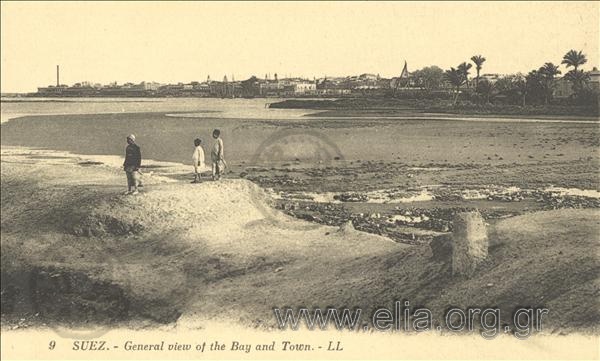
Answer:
[127,134,136,141]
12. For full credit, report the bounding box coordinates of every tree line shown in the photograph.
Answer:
[407,50,595,107]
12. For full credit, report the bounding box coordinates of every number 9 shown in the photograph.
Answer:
[49,341,56,350]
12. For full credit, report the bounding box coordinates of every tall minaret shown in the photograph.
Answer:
[56,65,60,86]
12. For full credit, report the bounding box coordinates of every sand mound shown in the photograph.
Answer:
[1,155,402,328]
[67,180,272,238]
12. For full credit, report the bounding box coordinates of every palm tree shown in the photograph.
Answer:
[445,67,465,105]
[477,79,494,104]
[513,74,528,107]
[457,62,473,87]
[564,69,590,95]
[525,70,543,105]
[540,62,561,77]
[538,63,561,105]
[470,55,486,88]
[562,50,587,71]
[562,50,589,96]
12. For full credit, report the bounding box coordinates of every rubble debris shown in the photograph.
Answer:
[333,193,369,202]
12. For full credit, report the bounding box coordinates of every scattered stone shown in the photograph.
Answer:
[338,220,355,233]
[274,183,599,246]
[333,193,369,202]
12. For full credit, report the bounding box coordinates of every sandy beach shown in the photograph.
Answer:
[1,145,599,334]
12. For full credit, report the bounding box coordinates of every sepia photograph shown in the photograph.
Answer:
[1,1,599,360]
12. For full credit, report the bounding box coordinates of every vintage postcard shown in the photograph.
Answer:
[1,1,599,360]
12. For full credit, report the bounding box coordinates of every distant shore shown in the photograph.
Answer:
[0,98,164,103]
[269,98,600,120]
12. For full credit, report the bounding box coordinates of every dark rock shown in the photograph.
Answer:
[333,193,369,202]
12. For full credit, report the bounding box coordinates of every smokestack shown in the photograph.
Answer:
[56,65,60,87]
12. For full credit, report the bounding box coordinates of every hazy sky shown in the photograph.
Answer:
[1,1,598,92]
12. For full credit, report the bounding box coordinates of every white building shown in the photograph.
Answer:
[294,82,317,94]
[478,73,504,84]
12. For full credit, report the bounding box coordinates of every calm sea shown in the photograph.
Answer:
[0,97,311,123]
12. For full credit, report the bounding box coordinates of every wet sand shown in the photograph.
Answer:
[2,111,598,244]
[2,111,598,168]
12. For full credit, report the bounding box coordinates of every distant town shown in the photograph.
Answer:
[33,64,406,98]
[16,52,600,104]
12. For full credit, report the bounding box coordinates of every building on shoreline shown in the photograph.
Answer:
[35,77,342,98]
[34,66,442,98]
